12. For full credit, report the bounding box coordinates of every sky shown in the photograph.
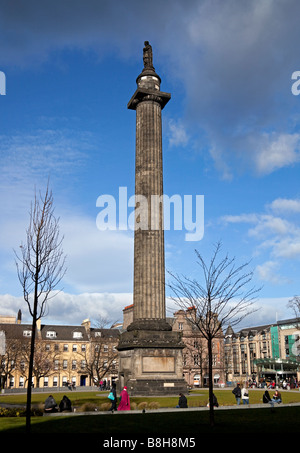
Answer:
[0,0,300,329]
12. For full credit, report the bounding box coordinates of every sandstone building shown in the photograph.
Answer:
[0,313,119,390]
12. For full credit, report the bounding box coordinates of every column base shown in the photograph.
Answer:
[117,329,188,396]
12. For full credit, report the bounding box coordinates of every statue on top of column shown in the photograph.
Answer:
[143,41,154,70]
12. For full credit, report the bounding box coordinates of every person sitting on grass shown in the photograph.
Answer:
[44,395,58,413]
[176,393,188,408]
[270,390,282,406]
[59,395,72,412]
[263,390,271,403]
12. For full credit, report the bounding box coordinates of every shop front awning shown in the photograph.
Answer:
[253,358,299,372]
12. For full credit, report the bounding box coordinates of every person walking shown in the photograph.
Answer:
[241,385,249,405]
[232,383,241,405]
[117,386,131,411]
[206,393,219,408]
[109,382,117,412]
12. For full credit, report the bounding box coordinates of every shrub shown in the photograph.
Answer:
[137,402,148,410]
[148,402,160,410]
[79,402,99,412]
[0,406,42,417]
[99,402,111,411]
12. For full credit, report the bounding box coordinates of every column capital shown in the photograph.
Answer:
[127,88,171,110]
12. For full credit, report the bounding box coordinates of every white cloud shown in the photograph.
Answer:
[268,198,300,214]
[253,133,300,175]
[221,197,300,285]
[256,261,290,285]
[239,297,292,328]
[272,238,300,260]
[167,119,189,147]
[60,215,133,293]
[248,215,295,238]
[0,291,132,326]
[222,213,258,224]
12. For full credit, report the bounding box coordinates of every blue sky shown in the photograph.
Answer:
[1,0,300,328]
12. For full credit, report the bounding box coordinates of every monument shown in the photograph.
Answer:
[117,42,187,395]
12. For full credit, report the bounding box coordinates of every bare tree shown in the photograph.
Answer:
[20,337,60,388]
[0,338,23,390]
[287,296,300,319]
[15,185,66,433]
[168,241,261,427]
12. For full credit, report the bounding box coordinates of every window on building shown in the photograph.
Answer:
[73,331,83,339]
[46,331,57,338]
[23,330,32,337]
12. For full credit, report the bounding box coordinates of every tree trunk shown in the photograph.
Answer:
[26,266,39,433]
[208,335,215,427]
[26,315,36,433]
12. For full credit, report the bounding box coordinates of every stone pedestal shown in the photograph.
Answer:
[118,330,187,395]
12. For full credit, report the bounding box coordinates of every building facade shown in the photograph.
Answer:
[0,314,119,390]
[224,317,300,385]
[1,310,299,391]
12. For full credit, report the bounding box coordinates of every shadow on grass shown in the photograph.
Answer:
[1,406,300,434]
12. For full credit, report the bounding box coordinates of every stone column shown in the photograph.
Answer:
[117,42,187,396]
[127,57,171,332]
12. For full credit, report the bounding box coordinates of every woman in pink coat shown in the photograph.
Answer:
[117,386,131,411]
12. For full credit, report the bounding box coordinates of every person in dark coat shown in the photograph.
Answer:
[177,393,188,408]
[44,395,58,413]
[263,390,271,403]
[59,395,72,412]
[109,382,117,412]
[207,393,219,408]
[232,383,241,405]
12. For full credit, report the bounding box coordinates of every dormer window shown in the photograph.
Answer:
[23,330,32,337]
[73,331,83,339]
[46,331,57,338]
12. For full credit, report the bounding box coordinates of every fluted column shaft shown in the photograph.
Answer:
[133,98,166,325]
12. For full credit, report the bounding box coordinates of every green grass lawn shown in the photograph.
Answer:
[1,388,300,408]
[1,389,300,434]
